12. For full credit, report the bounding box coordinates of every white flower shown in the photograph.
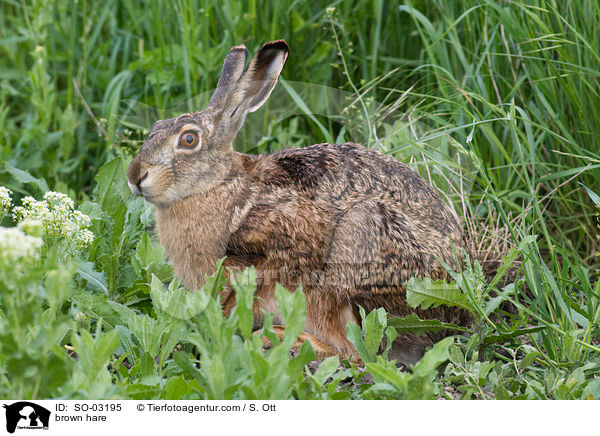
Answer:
[12,190,95,253]
[76,229,95,250]
[13,196,50,221]
[0,227,43,264]
[0,186,12,211]
[12,206,26,221]
[44,191,74,210]
[71,210,91,227]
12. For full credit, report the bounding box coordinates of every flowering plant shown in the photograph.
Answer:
[0,186,12,221]
[0,187,95,262]
[0,227,43,271]
[12,191,94,256]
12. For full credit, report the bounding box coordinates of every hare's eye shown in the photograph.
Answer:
[179,132,199,148]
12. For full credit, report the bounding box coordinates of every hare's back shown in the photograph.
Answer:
[267,143,456,229]
[247,142,465,288]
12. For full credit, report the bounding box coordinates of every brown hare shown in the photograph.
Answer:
[127,40,472,365]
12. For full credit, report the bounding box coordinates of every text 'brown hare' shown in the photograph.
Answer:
[127,40,472,365]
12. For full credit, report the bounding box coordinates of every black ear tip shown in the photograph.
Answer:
[262,39,289,53]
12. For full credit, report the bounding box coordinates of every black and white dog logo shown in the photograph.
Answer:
[2,402,50,433]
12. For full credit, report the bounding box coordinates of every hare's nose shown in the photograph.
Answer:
[127,155,150,195]
[128,170,148,196]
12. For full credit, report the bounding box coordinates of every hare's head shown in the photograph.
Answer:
[127,40,289,207]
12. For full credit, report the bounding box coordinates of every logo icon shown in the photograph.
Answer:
[2,402,50,434]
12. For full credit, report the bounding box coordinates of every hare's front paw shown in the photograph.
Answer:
[258,325,344,360]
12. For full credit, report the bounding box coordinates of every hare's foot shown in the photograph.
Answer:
[304,294,362,363]
[258,325,339,359]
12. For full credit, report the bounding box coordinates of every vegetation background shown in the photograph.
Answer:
[0,0,599,399]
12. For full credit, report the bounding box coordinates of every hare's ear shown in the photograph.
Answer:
[226,40,289,118]
[208,44,248,108]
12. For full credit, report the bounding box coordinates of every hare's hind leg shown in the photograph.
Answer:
[303,291,360,360]
[224,260,358,360]
[251,277,358,360]
[259,325,339,359]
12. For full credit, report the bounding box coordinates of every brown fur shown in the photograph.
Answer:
[127,40,472,365]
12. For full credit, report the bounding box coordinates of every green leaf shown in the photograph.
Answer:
[0,162,49,192]
[582,379,600,400]
[76,261,108,294]
[518,351,541,371]
[365,358,409,392]
[362,307,387,359]
[230,267,257,340]
[94,157,129,215]
[345,307,395,363]
[449,343,464,364]
[133,233,153,268]
[150,275,210,321]
[312,356,340,386]
[489,235,536,288]
[135,352,156,377]
[128,314,161,355]
[274,283,306,348]
[346,321,370,363]
[161,376,188,400]
[383,325,398,358]
[286,341,316,379]
[406,277,475,312]
[126,382,161,399]
[495,384,512,400]
[203,257,227,298]
[580,183,600,207]
[71,326,120,390]
[114,325,138,364]
[93,157,129,244]
[482,326,547,346]
[387,313,471,335]
[360,382,402,399]
[173,352,203,384]
[483,295,506,316]
[45,264,75,312]
[411,336,454,376]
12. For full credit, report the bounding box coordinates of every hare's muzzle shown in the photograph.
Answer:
[127,156,149,196]
[128,179,143,196]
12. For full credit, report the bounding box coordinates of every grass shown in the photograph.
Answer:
[0,0,599,399]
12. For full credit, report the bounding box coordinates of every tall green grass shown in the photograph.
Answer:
[1,0,599,399]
